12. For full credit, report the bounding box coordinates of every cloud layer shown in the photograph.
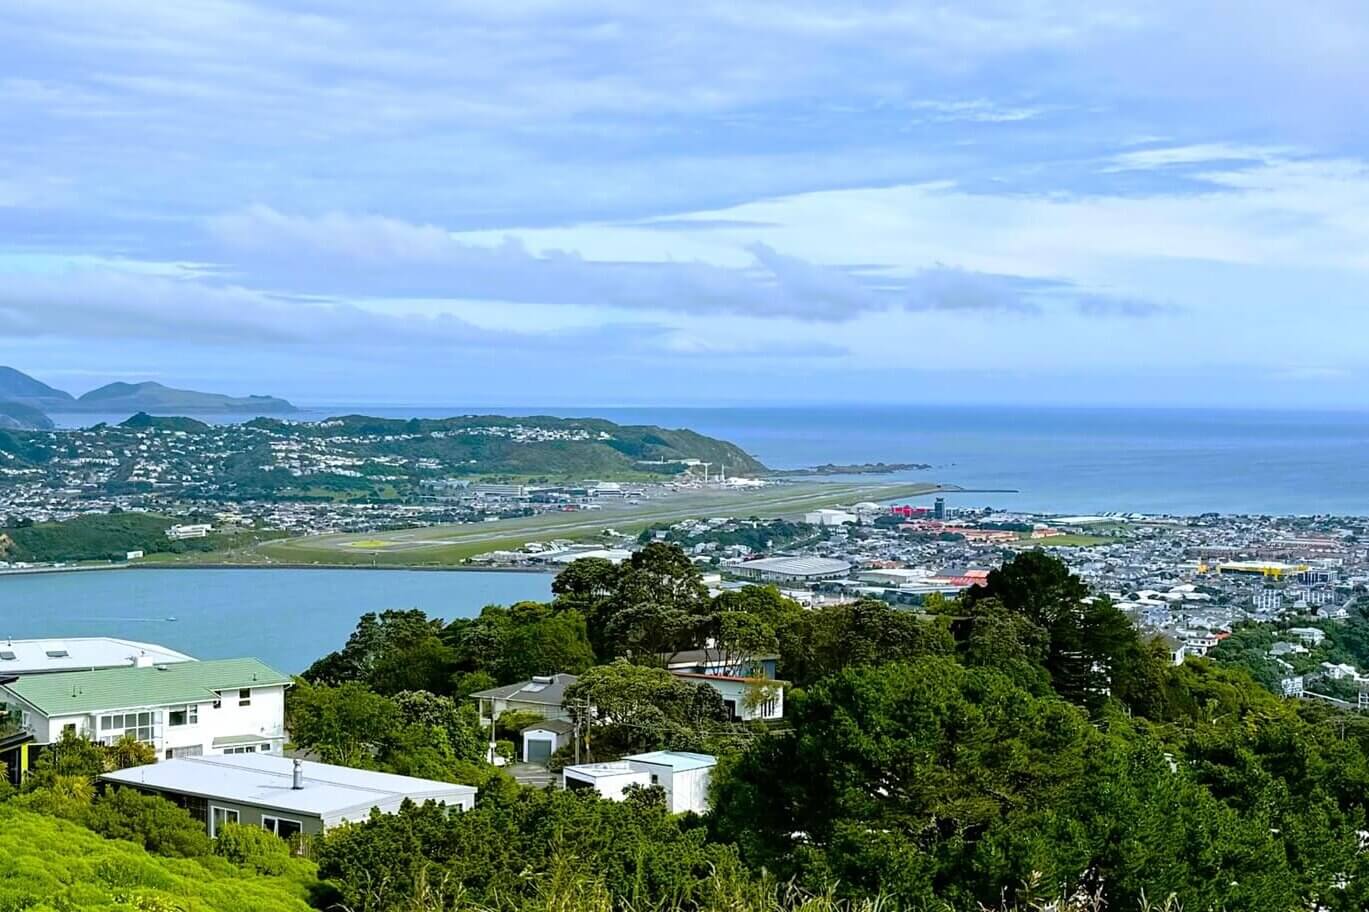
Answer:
[2,1,1368,404]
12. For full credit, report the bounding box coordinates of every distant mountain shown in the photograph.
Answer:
[75,381,296,414]
[0,366,297,417]
[0,400,54,431]
[0,366,75,411]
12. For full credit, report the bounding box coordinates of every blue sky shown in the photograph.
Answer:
[3,1,1369,407]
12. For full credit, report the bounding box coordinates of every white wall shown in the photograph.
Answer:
[12,684,287,759]
[563,768,650,799]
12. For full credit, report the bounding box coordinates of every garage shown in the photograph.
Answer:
[521,720,574,764]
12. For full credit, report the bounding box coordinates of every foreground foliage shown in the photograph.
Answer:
[0,804,319,911]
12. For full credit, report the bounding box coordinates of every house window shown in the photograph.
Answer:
[98,710,161,745]
[168,705,198,726]
[223,744,259,754]
[238,688,252,707]
[210,806,239,836]
[167,745,203,759]
[262,816,303,840]
[62,723,77,736]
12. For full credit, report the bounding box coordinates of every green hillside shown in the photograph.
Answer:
[0,806,314,911]
[247,413,768,477]
[0,512,233,563]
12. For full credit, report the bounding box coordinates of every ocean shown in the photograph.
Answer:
[45,404,1369,516]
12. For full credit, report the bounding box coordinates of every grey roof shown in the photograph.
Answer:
[470,673,578,706]
[0,638,194,675]
[101,754,475,819]
[736,556,851,576]
[522,718,574,735]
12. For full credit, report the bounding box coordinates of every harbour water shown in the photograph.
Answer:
[0,568,553,672]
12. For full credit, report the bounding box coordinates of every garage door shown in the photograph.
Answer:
[525,737,553,763]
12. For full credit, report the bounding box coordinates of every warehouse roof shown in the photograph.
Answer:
[736,556,852,576]
[0,638,194,676]
[1,657,290,715]
[102,755,475,819]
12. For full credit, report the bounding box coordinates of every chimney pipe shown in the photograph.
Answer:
[292,759,304,790]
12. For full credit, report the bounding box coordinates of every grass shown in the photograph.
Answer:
[241,481,946,567]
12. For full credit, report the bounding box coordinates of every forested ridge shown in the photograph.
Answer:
[7,546,1369,911]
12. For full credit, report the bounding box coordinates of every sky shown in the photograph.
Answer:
[3,1,1369,408]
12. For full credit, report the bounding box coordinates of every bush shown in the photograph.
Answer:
[84,786,212,858]
[215,821,292,875]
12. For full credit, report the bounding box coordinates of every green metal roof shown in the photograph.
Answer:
[0,658,291,716]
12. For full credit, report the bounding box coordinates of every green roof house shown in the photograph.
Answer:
[0,657,291,762]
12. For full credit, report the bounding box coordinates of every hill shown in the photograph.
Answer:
[120,411,213,432]
[248,413,768,478]
[77,380,296,413]
[0,365,74,410]
[0,399,53,430]
[0,511,233,563]
[0,806,314,911]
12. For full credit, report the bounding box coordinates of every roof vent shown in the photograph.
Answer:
[45,650,69,659]
[292,759,304,790]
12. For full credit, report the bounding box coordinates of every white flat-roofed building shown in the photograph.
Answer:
[561,761,651,800]
[562,751,716,814]
[101,754,477,837]
[1,657,290,760]
[0,637,195,676]
[165,523,212,540]
[732,556,851,583]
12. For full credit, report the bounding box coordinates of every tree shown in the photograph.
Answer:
[710,657,1299,912]
[287,680,398,767]
[777,598,953,686]
[552,544,710,663]
[444,601,594,684]
[703,585,802,672]
[304,609,451,695]
[564,661,728,758]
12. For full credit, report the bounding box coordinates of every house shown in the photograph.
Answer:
[562,751,715,815]
[561,760,650,800]
[101,754,476,837]
[0,657,290,760]
[666,648,779,680]
[521,718,574,763]
[1287,627,1327,647]
[623,751,715,814]
[0,638,194,676]
[669,671,784,721]
[470,673,578,724]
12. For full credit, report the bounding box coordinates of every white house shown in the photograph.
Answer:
[669,671,784,721]
[562,761,651,800]
[0,657,291,760]
[102,754,476,837]
[562,751,716,814]
[469,673,578,725]
[623,751,715,814]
